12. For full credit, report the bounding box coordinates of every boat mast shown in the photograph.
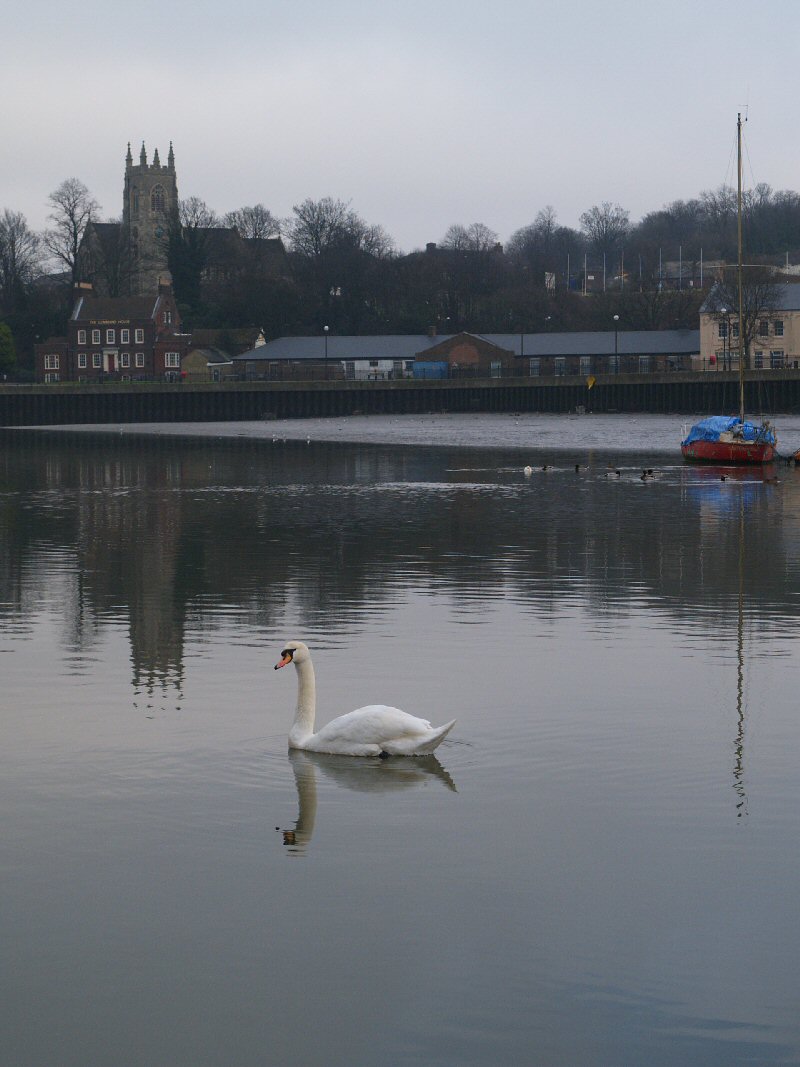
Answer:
[737,112,745,424]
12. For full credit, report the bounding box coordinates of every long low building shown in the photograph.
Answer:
[232,329,701,380]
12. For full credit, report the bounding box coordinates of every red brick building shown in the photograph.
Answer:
[35,278,190,383]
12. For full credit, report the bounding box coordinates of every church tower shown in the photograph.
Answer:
[123,141,179,294]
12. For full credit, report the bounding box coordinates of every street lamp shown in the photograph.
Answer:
[613,314,619,372]
[323,325,329,380]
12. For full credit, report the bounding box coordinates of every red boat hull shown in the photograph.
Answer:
[681,440,776,464]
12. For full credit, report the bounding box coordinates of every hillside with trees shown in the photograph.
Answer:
[4,176,800,376]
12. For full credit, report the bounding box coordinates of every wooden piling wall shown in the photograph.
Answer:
[3,371,800,427]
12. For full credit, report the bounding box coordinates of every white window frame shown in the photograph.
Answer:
[164,352,180,368]
[754,350,764,370]
[135,352,145,368]
[717,321,727,339]
[120,328,130,344]
[92,353,102,368]
[639,355,652,373]
[120,352,130,368]
[774,320,784,337]
[106,328,115,344]
[528,357,540,377]
[77,329,86,344]
[135,328,144,343]
[44,372,60,383]
[44,354,60,370]
[91,329,101,344]
[78,352,87,368]
[770,349,785,369]
[164,310,172,325]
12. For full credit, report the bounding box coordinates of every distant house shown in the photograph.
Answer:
[699,282,800,371]
[414,332,515,379]
[34,278,190,383]
[181,346,235,382]
[232,334,444,380]
[231,328,700,380]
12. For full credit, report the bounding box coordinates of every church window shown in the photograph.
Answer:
[151,184,166,212]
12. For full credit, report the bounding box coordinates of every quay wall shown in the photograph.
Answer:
[3,372,800,427]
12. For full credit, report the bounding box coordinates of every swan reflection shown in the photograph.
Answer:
[281,749,457,855]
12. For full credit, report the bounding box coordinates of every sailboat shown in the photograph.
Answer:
[681,114,777,464]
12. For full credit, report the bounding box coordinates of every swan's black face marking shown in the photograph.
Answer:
[275,648,294,670]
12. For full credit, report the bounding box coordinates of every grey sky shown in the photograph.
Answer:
[4,0,800,252]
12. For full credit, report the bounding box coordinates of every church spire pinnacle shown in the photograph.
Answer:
[167,141,175,170]
[153,146,161,167]
[126,142,133,169]
[140,141,147,166]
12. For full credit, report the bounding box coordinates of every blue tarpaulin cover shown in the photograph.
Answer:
[682,416,776,446]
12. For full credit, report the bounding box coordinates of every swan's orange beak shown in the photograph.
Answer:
[275,653,292,670]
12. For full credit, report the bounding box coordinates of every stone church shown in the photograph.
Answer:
[82,142,286,302]
[83,142,178,296]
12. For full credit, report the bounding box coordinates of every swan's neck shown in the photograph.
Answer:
[289,657,316,747]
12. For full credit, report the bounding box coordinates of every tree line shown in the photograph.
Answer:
[4,175,800,376]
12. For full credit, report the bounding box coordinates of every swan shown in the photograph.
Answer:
[274,640,456,756]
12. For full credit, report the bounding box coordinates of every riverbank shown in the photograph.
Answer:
[25,411,800,455]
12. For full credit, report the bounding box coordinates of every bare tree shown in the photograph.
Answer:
[579,201,630,258]
[0,209,40,314]
[166,197,220,314]
[42,179,100,287]
[441,222,499,252]
[706,266,782,367]
[224,204,281,240]
[288,197,356,259]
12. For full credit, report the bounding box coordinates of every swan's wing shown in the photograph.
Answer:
[314,705,434,746]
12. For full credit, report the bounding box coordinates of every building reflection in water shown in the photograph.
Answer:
[2,431,800,768]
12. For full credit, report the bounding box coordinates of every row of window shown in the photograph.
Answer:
[44,352,181,371]
[76,352,147,369]
[77,328,146,345]
[718,320,784,339]
[529,356,651,375]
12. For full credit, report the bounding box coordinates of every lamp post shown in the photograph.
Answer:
[613,314,619,373]
[323,325,329,380]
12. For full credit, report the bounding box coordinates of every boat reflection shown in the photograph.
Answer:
[281,749,457,855]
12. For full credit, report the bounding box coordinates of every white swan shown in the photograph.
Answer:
[275,640,456,756]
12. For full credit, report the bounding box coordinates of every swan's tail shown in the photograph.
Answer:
[415,718,457,755]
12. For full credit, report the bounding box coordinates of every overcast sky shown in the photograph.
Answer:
[3,0,800,253]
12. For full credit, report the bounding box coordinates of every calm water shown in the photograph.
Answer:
[2,425,800,1066]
